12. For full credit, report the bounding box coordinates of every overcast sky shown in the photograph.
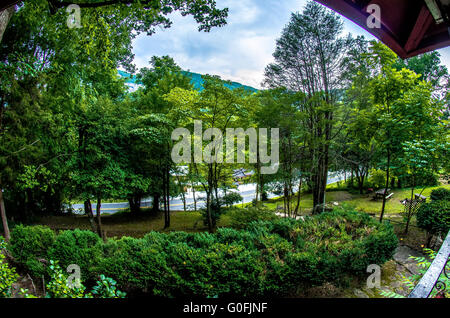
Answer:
[131,0,450,89]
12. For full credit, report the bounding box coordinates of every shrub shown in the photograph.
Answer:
[8,225,56,277]
[0,236,18,298]
[222,192,243,207]
[91,275,126,298]
[430,188,450,202]
[200,200,223,228]
[44,260,125,298]
[227,206,278,229]
[416,172,439,187]
[48,229,103,282]
[45,260,87,298]
[417,200,450,237]
[369,169,386,189]
[9,208,398,297]
[97,235,174,295]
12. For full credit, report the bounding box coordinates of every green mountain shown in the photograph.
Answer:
[118,70,258,92]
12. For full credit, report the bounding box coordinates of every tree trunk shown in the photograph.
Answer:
[0,183,10,241]
[0,5,15,44]
[165,167,170,228]
[206,164,214,232]
[181,187,186,212]
[192,184,197,211]
[379,150,390,223]
[355,168,365,194]
[404,175,416,235]
[206,190,213,232]
[293,178,303,216]
[128,195,141,214]
[96,197,105,241]
[163,166,170,229]
[152,193,160,212]
[260,174,265,201]
[84,199,97,233]
[350,169,354,188]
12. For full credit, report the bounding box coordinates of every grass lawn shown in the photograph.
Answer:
[32,210,232,238]
[343,184,450,215]
[261,183,450,216]
[29,183,448,240]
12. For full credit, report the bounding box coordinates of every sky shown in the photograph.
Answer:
[131,0,450,89]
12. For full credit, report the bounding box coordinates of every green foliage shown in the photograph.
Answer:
[222,192,243,207]
[430,188,450,201]
[44,260,126,298]
[45,260,87,298]
[200,200,224,229]
[91,274,126,298]
[48,229,103,281]
[0,236,18,298]
[9,209,397,297]
[8,225,56,277]
[369,169,386,189]
[416,200,450,237]
[227,206,278,229]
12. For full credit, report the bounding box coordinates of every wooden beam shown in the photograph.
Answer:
[404,5,434,53]
[0,1,20,12]
[315,0,408,58]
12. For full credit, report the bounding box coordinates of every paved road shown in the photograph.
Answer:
[69,171,348,215]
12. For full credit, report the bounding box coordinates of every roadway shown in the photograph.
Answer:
[69,171,348,215]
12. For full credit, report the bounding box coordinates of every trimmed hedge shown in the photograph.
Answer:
[417,200,450,237]
[9,225,56,276]
[430,188,450,202]
[8,208,398,297]
[48,229,103,282]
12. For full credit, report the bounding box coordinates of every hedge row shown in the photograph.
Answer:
[8,208,398,297]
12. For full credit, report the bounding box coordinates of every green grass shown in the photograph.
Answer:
[32,209,232,238]
[259,184,450,216]
[30,184,449,239]
[345,184,450,215]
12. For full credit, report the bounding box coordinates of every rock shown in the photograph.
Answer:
[353,288,369,298]
[393,245,425,275]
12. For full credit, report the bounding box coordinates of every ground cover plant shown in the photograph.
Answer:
[7,207,397,297]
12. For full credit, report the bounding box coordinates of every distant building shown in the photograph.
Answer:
[232,168,254,181]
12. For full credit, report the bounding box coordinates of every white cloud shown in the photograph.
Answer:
[131,0,450,89]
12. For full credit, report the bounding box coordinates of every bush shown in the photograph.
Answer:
[416,172,439,187]
[97,235,173,295]
[1,236,18,298]
[430,188,450,202]
[43,260,126,298]
[200,200,223,228]
[8,225,56,277]
[369,169,386,189]
[48,229,103,282]
[222,192,243,207]
[45,260,87,298]
[417,200,450,237]
[91,275,126,298]
[227,206,278,229]
[9,208,398,297]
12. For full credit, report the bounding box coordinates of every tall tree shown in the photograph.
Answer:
[166,75,250,231]
[263,1,351,210]
[0,0,228,44]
